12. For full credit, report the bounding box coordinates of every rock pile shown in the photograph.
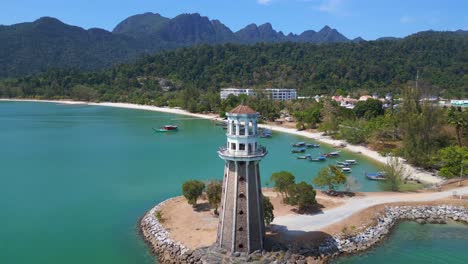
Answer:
[140,201,467,264]
[140,198,206,264]
[330,205,468,254]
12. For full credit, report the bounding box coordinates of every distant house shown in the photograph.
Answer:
[220,88,297,101]
[451,100,468,107]
[332,95,357,109]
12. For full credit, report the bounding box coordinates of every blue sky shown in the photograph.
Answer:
[1,0,467,40]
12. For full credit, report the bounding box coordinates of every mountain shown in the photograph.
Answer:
[235,23,287,43]
[0,12,464,78]
[0,17,146,77]
[113,12,170,38]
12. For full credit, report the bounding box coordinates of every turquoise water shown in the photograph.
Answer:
[334,221,468,264]
[0,101,381,263]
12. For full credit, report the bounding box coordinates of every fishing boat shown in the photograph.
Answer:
[296,154,311,159]
[292,142,306,147]
[306,143,320,148]
[291,148,306,153]
[341,167,352,173]
[260,133,272,138]
[153,125,178,132]
[310,156,327,162]
[345,159,358,165]
[337,161,350,166]
[323,151,341,157]
[365,172,387,181]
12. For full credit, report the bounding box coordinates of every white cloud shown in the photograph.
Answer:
[318,0,344,13]
[257,0,273,5]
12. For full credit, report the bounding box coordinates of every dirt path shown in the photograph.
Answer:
[273,186,468,232]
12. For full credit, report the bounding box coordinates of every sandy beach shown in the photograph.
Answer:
[0,98,443,184]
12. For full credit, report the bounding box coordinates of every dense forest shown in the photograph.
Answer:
[1,30,466,106]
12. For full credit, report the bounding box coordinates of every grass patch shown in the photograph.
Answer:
[154,210,165,223]
[400,183,425,192]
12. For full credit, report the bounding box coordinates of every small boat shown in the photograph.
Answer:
[292,142,306,147]
[260,133,272,138]
[337,161,350,166]
[306,143,320,148]
[329,151,341,156]
[296,154,311,159]
[365,172,387,181]
[345,159,358,165]
[342,167,352,173]
[153,125,178,132]
[310,156,327,162]
[291,148,306,153]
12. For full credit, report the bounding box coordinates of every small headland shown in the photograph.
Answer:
[140,186,468,264]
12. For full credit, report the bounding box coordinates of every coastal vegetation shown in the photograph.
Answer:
[181,180,205,206]
[270,171,317,212]
[206,181,222,215]
[262,196,274,226]
[379,157,408,192]
[313,165,348,191]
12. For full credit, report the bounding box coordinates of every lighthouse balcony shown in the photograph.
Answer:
[217,145,267,160]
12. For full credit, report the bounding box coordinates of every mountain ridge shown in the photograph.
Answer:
[0,12,466,78]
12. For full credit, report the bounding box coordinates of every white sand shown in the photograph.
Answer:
[1,98,443,184]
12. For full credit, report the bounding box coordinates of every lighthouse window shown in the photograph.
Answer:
[238,244,244,249]
[239,193,245,198]
[239,210,244,215]
[239,176,245,181]
[239,144,245,150]
[238,227,243,231]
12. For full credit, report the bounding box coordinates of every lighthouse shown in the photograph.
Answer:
[216,105,268,253]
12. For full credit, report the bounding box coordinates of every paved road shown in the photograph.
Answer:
[273,186,468,232]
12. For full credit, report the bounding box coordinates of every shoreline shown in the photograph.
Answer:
[140,194,468,264]
[0,98,442,184]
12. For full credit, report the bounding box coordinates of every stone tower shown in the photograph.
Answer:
[216,105,268,254]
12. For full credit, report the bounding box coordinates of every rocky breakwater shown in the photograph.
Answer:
[140,198,206,264]
[329,205,468,254]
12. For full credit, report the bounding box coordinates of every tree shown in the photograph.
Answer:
[380,157,408,191]
[286,181,317,212]
[206,181,222,215]
[262,195,275,226]
[399,86,445,168]
[182,180,205,206]
[447,107,467,147]
[313,165,347,191]
[353,98,384,119]
[438,146,468,181]
[270,171,295,199]
[320,100,340,134]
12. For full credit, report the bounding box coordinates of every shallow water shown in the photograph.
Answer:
[0,101,383,263]
[334,221,468,264]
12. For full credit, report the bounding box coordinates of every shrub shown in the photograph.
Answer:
[182,180,205,206]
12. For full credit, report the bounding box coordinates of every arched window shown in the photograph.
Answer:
[238,227,243,231]
[239,193,245,198]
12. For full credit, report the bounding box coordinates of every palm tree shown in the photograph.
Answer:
[447,107,467,147]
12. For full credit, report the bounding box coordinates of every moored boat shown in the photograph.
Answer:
[342,167,352,173]
[291,148,306,153]
[292,142,306,147]
[306,143,320,148]
[310,156,326,162]
[365,172,387,181]
[296,154,311,159]
[345,159,358,165]
[153,125,178,132]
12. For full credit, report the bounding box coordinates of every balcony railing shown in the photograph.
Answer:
[218,145,267,158]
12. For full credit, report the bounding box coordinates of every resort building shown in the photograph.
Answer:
[220,88,297,101]
[216,105,268,253]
